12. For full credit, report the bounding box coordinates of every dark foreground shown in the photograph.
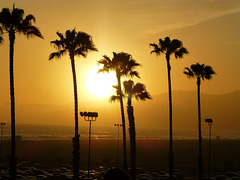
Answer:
[0,139,240,179]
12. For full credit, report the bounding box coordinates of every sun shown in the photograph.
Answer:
[86,66,117,98]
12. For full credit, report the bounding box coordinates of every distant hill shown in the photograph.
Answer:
[1,90,239,133]
[134,90,240,131]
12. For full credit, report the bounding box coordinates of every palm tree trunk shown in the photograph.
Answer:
[166,57,174,180]
[117,75,128,170]
[9,29,17,180]
[127,105,136,180]
[197,78,203,180]
[70,54,80,180]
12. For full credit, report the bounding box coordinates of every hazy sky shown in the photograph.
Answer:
[1,0,240,127]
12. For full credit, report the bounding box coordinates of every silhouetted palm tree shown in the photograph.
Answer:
[184,63,215,180]
[98,52,140,170]
[0,5,43,179]
[49,29,97,180]
[150,37,188,180]
[123,80,151,180]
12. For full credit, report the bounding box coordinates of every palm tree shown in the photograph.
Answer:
[122,80,151,180]
[0,5,43,179]
[184,63,215,180]
[49,29,97,180]
[98,52,140,170]
[150,37,188,180]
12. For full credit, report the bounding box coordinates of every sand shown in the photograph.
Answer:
[1,138,240,177]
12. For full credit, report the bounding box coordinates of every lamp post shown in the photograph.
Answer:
[80,111,98,180]
[0,122,6,160]
[205,118,213,179]
[114,123,122,167]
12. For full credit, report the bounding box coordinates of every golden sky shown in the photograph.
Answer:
[0,0,240,128]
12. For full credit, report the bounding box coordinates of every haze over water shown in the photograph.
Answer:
[1,124,240,140]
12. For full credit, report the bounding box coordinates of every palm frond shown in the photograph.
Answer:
[204,65,216,80]
[133,83,145,93]
[12,6,24,23]
[50,39,64,49]
[76,31,97,51]
[74,47,86,57]
[171,39,182,48]
[49,52,63,60]
[191,63,204,77]
[98,55,111,65]
[97,55,113,73]
[56,32,64,41]
[183,67,194,78]
[134,83,152,101]
[97,68,109,73]
[135,91,152,101]
[109,95,120,103]
[25,26,43,39]
[23,14,36,23]
[159,38,164,47]
[112,84,118,89]
[168,39,182,55]
[129,71,140,78]
[0,8,11,30]
[175,47,189,59]
[128,59,141,69]
[163,37,171,49]
[149,43,161,55]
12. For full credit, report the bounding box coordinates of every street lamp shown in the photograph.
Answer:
[80,111,98,180]
[205,118,213,179]
[114,123,122,167]
[0,122,6,160]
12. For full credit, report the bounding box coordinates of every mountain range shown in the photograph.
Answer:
[1,90,239,133]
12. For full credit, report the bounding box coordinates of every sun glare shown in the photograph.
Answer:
[86,66,117,98]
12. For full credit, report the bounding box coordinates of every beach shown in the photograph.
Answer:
[1,138,240,177]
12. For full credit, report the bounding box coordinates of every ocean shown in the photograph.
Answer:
[1,124,240,140]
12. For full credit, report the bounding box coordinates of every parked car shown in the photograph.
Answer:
[215,175,231,180]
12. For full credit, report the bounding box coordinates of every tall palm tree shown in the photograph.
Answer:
[98,52,140,170]
[123,80,151,180]
[150,37,188,180]
[184,63,215,180]
[0,5,43,179]
[49,29,97,180]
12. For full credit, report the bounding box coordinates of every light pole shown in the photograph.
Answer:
[114,123,122,167]
[205,118,213,179]
[0,122,6,160]
[80,111,98,180]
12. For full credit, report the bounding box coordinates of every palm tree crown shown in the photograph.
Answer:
[98,52,140,78]
[0,5,43,39]
[49,29,97,60]
[123,80,151,106]
[110,81,151,104]
[184,63,216,84]
[150,36,188,61]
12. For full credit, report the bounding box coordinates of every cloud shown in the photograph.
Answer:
[133,0,240,35]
